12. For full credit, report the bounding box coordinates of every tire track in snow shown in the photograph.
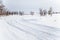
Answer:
[4,19,54,39]
[15,20,55,40]
[6,27,21,40]
[4,17,60,40]
[0,20,20,40]
[15,18,60,38]
[16,20,57,40]
[5,19,56,40]
[16,19,60,40]
[22,18,60,30]
[5,20,42,40]
[22,19,60,35]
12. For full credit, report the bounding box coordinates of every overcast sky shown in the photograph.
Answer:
[2,0,60,12]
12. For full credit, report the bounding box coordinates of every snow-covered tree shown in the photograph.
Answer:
[30,11,34,16]
[39,9,43,16]
[19,11,24,16]
[43,9,47,16]
[48,7,52,16]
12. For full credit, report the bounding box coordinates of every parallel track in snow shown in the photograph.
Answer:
[4,21,59,40]
[5,18,60,40]
[16,18,60,36]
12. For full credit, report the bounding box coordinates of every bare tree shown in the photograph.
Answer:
[39,9,43,16]
[48,7,52,16]
[19,11,24,16]
[30,11,34,15]
[43,9,47,16]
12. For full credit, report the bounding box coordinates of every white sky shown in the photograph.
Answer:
[2,0,60,12]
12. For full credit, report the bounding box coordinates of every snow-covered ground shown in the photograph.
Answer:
[0,14,60,40]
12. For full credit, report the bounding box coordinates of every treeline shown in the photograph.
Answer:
[39,7,52,16]
[1,11,35,16]
[6,11,24,15]
[0,7,53,16]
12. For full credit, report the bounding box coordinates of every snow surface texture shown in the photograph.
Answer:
[0,14,60,40]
